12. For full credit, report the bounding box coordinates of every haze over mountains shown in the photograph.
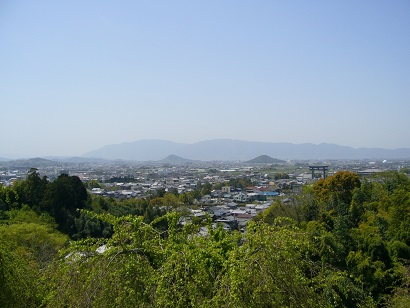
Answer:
[83,139,410,161]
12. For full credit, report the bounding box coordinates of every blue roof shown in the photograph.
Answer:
[260,191,279,196]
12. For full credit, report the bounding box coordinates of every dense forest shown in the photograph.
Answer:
[1,169,410,307]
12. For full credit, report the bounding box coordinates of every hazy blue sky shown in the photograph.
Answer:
[1,1,409,158]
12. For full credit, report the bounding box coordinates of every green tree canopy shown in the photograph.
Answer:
[41,174,88,236]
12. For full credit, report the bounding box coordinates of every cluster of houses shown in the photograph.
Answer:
[89,182,283,202]
[89,182,279,232]
[4,158,407,232]
[200,185,281,204]
[89,176,287,232]
[190,202,272,232]
[0,170,23,186]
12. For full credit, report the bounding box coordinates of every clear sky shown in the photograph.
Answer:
[1,1,409,158]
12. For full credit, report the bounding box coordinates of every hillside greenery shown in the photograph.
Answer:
[0,169,410,307]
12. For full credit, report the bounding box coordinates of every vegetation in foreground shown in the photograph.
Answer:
[1,169,410,307]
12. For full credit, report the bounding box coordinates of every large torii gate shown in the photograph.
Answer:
[308,165,329,179]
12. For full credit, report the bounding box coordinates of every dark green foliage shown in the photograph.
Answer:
[73,212,113,239]
[14,168,48,210]
[41,174,88,236]
[200,181,212,196]
[307,171,410,305]
[0,241,43,307]
[228,177,253,189]
[106,176,136,183]
[273,172,290,180]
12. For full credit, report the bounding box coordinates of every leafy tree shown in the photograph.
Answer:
[155,188,166,198]
[273,172,289,180]
[313,171,361,206]
[255,198,304,226]
[42,212,178,307]
[73,212,113,239]
[156,222,240,307]
[14,168,48,210]
[167,187,179,196]
[0,216,68,267]
[87,179,102,189]
[41,174,88,236]
[213,219,325,307]
[300,185,320,222]
[228,177,252,189]
[385,264,410,307]
[212,182,223,190]
[0,208,68,307]
[381,172,410,194]
[388,189,410,245]
[0,241,43,307]
[162,192,179,211]
[3,186,19,209]
[200,181,212,196]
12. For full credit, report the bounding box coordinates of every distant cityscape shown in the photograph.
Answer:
[1,155,408,231]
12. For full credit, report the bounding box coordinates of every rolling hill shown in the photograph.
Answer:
[245,155,286,164]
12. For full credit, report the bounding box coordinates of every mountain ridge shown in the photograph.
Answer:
[82,139,410,161]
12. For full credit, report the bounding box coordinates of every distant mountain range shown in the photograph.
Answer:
[0,157,62,168]
[82,139,410,161]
